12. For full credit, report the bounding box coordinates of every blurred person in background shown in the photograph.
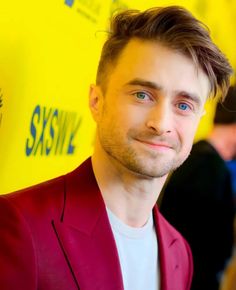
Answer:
[160,86,236,290]
[0,6,233,290]
[220,109,236,290]
[226,159,236,200]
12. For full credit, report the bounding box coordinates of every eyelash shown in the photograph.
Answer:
[133,91,153,101]
[131,91,195,113]
[176,102,194,113]
[178,103,190,110]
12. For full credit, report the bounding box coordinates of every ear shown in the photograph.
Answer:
[89,84,104,122]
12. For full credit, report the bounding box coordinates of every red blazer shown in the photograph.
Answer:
[0,158,193,290]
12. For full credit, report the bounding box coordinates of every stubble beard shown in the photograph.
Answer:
[98,125,187,178]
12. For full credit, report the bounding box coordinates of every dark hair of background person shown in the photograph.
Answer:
[96,6,233,99]
[214,85,236,124]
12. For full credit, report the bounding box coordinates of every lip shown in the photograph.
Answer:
[136,139,173,150]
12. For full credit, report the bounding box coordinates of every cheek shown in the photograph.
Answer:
[177,133,195,163]
[115,106,141,129]
[101,108,129,137]
[177,121,199,150]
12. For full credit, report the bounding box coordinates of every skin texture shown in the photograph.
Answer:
[89,39,210,227]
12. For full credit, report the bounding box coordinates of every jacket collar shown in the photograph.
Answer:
[53,158,124,290]
[53,158,181,290]
[153,207,181,290]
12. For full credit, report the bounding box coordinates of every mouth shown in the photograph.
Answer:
[136,139,173,151]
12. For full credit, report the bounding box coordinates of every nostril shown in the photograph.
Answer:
[146,119,172,135]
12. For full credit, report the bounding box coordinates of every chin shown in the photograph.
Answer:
[172,152,191,171]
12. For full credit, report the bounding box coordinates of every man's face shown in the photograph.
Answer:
[90,39,210,178]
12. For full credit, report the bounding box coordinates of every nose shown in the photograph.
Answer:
[145,100,172,135]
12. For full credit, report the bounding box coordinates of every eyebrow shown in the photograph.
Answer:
[124,78,202,106]
[125,78,161,91]
[178,92,202,107]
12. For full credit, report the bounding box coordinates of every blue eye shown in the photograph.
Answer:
[136,92,148,100]
[178,103,190,111]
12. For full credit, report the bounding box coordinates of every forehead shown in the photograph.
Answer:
[107,38,210,102]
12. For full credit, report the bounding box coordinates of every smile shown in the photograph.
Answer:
[136,139,173,151]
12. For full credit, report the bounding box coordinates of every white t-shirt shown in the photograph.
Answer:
[107,208,160,290]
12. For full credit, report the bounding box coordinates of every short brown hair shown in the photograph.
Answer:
[96,6,233,99]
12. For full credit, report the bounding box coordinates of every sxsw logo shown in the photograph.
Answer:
[25,105,82,156]
[64,0,101,23]
[65,0,75,7]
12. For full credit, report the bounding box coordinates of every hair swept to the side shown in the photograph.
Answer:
[96,6,233,99]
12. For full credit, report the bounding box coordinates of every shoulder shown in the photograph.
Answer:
[0,158,93,221]
[189,140,224,168]
[169,140,227,185]
[0,174,66,224]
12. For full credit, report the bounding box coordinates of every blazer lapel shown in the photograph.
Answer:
[153,206,181,290]
[53,159,124,290]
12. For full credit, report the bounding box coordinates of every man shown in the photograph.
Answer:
[160,86,236,290]
[0,6,232,290]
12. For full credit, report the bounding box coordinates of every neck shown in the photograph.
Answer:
[91,139,168,228]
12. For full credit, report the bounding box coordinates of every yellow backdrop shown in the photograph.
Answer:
[0,0,235,193]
